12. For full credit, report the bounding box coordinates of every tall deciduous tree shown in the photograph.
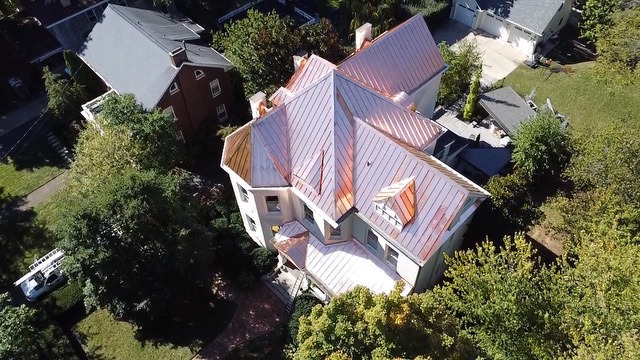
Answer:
[511,111,569,180]
[437,40,482,105]
[295,284,476,359]
[299,18,349,63]
[336,0,405,39]
[580,0,623,43]
[0,294,39,360]
[42,67,86,122]
[57,170,213,325]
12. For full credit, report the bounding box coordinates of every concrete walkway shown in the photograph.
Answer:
[20,172,67,210]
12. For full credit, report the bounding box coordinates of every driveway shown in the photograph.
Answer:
[433,20,528,86]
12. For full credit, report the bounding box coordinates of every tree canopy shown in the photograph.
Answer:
[0,294,39,360]
[43,67,86,122]
[596,8,640,84]
[580,0,624,43]
[57,169,213,325]
[295,284,476,359]
[437,40,482,105]
[511,111,570,180]
[336,0,406,39]
[213,11,346,97]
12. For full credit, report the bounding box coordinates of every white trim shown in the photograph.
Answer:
[216,103,228,121]
[30,47,64,63]
[209,78,221,98]
[194,69,205,80]
[169,82,180,95]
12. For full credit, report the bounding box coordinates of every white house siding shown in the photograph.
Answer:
[543,0,573,42]
[480,11,508,40]
[451,0,479,28]
[412,73,444,119]
[351,214,421,289]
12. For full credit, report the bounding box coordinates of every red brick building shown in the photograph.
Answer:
[78,5,233,140]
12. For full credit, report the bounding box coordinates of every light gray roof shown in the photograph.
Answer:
[477,0,564,34]
[478,86,536,136]
[78,5,232,109]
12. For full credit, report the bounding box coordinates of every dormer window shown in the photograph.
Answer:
[169,82,179,95]
[194,69,205,80]
[372,177,416,230]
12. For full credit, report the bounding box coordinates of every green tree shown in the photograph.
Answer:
[216,124,239,140]
[511,111,570,180]
[485,171,539,228]
[63,50,103,96]
[568,117,640,205]
[462,71,481,121]
[336,0,406,39]
[295,284,476,359]
[437,40,482,105]
[42,67,87,122]
[595,8,640,84]
[212,10,301,97]
[57,170,213,325]
[435,234,568,360]
[299,18,349,63]
[580,0,624,43]
[0,294,39,360]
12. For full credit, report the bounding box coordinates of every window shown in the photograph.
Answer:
[86,9,98,23]
[385,246,399,269]
[374,203,403,230]
[163,107,183,141]
[209,78,221,98]
[303,204,314,225]
[169,82,179,95]
[239,185,249,202]
[163,106,177,121]
[194,69,205,80]
[330,225,341,237]
[366,230,378,251]
[247,216,256,232]
[266,196,280,212]
[217,104,228,121]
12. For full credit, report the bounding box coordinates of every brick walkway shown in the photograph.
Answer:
[193,278,287,360]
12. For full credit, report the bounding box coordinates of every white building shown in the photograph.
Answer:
[221,15,490,298]
[451,0,574,56]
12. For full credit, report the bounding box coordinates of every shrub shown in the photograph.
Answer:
[437,40,482,105]
[288,294,322,345]
[251,247,277,276]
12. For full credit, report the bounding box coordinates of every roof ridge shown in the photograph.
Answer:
[108,5,175,54]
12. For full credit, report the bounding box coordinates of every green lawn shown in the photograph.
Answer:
[0,137,65,197]
[503,62,640,133]
[75,310,194,360]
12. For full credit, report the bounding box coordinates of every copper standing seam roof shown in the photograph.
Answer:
[221,15,489,264]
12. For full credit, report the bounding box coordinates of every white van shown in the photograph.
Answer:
[14,249,66,301]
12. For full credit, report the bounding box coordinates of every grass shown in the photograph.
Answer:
[503,62,640,133]
[0,137,65,197]
[75,310,194,360]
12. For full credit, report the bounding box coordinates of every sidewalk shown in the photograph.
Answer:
[20,172,66,210]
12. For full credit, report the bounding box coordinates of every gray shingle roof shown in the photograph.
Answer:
[78,5,232,109]
[477,0,564,34]
[478,86,536,136]
[460,147,512,176]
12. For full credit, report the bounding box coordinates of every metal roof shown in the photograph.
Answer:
[271,220,410,296]
[78,5,232,109]
[338,14,447,96]
[477,0,565,35]
[478,86,536,136]
[460,147,513,176]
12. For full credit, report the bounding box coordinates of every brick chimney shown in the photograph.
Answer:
[169,44,188,67]
[355,23,372,52]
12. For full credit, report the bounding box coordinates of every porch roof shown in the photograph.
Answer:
[271,220,412,296]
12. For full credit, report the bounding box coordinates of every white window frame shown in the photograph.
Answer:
[366,230,378,251]
[239,185,249,202]
[374,203,403,230]
[247,216,256,232]
[265,195,280,212]
[303,204,314,225]
[217,104,228,121]
[209,78,221,98]
[385,246,399,269]
[194,69,205,80]
[169,82,179,95]
[163,106,183,142]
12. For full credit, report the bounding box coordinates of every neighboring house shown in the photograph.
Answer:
[221,16,490,299]
[78,5,234,141]
[0,10,63,115]
[451,0,573,55]
[478,86,537,138]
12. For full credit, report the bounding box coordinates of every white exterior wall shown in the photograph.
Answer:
[351,215,420,288]
[542,0,573,42]
[412,72,444,118]
[414,202,480,291]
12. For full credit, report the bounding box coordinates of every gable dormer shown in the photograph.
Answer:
[372,177,416,230]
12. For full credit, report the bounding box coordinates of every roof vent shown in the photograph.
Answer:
[249,91,268,119]
[392,91,417,111]
[169,46,188,67]
[355,23,372,51]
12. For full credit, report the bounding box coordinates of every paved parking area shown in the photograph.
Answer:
[433,20,528,86]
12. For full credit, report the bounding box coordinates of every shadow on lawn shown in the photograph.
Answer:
[134,289,238,352]
[4,134,66,172]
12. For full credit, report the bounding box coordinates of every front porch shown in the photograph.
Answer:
[269,220,412,300]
